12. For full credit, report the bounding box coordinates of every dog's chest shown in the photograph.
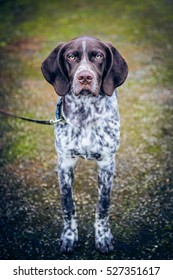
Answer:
[54,92,120,160]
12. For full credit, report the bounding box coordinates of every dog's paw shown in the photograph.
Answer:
[95,231,114,254]
[60,229,78,253]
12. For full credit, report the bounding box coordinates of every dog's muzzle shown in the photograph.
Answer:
[72,69,99,96]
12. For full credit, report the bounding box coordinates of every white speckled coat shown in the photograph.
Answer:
[55,90,120,160]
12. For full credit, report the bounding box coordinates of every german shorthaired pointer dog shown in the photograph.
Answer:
[41,36,128,253]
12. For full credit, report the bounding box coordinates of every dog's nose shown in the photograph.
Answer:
[78,71,93,85]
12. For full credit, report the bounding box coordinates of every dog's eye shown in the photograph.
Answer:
[67,54,76,61]
[95,53,103,60]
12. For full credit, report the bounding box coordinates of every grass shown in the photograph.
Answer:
[0,0,173,260]
[1,0,173,162]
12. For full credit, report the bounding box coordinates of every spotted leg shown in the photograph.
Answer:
[57,156,78,253]
[95,156,115,253]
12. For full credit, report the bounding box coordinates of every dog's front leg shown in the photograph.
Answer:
[95,156,115,253]
[58,156,78,253]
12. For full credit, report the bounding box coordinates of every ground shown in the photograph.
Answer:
[0,0,173,260]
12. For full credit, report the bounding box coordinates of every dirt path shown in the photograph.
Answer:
[0,0,173,260]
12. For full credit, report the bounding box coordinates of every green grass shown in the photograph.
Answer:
[0,0,172,161]
[0,0,173,260]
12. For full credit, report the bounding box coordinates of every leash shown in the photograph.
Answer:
[0,98,65,126]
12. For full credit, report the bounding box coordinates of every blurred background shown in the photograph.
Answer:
[0,0,173,260]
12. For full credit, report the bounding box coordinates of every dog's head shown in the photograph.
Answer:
[41,36,128,96]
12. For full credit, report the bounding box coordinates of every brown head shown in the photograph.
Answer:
[41,36,128,96]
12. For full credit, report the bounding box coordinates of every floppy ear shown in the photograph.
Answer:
[41,43,70,96]
[102,42,128,96]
